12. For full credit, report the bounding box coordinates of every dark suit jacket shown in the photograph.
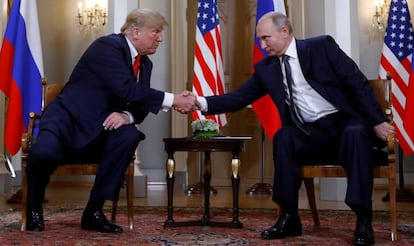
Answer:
[39,33,165,148]
[206,35,387,136]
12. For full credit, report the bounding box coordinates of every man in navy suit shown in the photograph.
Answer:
[197,12,394,245]
[25,8,198,233]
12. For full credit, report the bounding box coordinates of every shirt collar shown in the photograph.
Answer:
[126,36,138,64]
[285,37,297,60]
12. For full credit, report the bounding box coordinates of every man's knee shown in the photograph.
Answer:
[341,122,370,142]
[274,127,291,142]
[26,144,61,176]
[117,125,143,147]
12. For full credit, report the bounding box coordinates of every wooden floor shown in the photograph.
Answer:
[2,181,414,214]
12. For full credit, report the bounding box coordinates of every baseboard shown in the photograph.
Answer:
[49,175,148,198]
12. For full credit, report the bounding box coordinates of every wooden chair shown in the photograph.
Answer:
[21,78,135,231]
[301,78,397,241]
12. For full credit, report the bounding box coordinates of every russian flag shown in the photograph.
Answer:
[251,0,285,139]
[0,0,43,156]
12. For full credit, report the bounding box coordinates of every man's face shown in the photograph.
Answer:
[256,18,289,57]
[132,26,163,55]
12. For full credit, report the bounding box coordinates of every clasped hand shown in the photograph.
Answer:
[173,90,201,113]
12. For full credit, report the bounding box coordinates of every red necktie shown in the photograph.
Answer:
[133,55,141,78]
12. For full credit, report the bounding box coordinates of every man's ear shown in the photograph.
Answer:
[281,25,289,37]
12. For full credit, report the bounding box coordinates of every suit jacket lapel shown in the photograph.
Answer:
[138,55,151,86]
[296,39,311,78]
[295,38,330,100]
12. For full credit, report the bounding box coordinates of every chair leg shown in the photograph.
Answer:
[110,160,134,231]
[303,178,320,226]
[111,201,118,223]
[21,164,28,231]
[389,174,398,241]
[126,161,134,231]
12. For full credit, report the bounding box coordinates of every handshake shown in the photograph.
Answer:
[172,90,201,113]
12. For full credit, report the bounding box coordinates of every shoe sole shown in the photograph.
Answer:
[81,225,123,233]
[261,231,302,240]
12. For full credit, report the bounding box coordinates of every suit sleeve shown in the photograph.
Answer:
[206,73,267,115]
[80,36,165,115]
[311,36,387,126]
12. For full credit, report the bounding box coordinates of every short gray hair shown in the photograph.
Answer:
[260,12,292,34]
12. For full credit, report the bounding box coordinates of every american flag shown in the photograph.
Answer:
[379,0,414,155]
[192,0,227,128]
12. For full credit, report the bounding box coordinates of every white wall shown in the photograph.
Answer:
[136,0,172,182]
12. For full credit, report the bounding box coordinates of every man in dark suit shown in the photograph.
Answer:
[25,8,198,233]
[196,12,394,245]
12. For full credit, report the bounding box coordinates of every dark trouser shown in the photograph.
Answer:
[26,124,141,210]
[272,112,375,216]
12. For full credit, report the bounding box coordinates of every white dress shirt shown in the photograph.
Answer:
[283,38,338,123]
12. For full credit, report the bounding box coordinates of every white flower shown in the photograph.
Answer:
[191,119,218,132]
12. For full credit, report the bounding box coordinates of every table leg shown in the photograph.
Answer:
[202,151,212,223]
[231,156,243,228]
[164,154,175,226]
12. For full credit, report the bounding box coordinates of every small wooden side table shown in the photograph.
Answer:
[163,136,252,228]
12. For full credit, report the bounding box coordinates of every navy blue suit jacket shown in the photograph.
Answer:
[39,34,165,148]
[206,35,387,136]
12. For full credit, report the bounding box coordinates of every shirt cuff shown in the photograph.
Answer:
[122,111,135,124]
[197,96,208,112]
[162,92,174,112]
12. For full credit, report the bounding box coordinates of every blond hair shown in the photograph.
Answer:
[120,8,168,34]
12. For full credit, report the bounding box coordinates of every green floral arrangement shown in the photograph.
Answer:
[191,119,218,137]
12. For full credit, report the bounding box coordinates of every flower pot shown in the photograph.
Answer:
[193,130,218,137]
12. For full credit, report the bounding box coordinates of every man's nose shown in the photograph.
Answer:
[260,40,267,50]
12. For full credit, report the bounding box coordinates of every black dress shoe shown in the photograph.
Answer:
[261,212,302,239]
[81,210,123,233]
[352,222,375,245]
[26,207,45,232]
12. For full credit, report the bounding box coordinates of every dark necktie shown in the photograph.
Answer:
[282,55,310,135]
[133,55,141,79]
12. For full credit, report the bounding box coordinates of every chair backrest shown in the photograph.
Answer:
[41,78,64,111]
[369,79,391,114]
[22,79,64,154]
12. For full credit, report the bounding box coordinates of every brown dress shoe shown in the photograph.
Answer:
[261,212,302,239]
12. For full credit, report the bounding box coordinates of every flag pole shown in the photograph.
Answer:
[246,126,272,195]
[185,151,217,195]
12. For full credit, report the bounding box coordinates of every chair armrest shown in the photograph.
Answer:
[21,133,31,154]
[21,112,41,153]
[386,132,396,164]
[386,132,395,154]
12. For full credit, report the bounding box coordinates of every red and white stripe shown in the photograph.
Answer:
[191,2,227,128]
[380,45,414,155]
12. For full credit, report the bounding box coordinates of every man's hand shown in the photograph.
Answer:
[103,112,130,130]
[173,90,200,113]
[374,121,395,142]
